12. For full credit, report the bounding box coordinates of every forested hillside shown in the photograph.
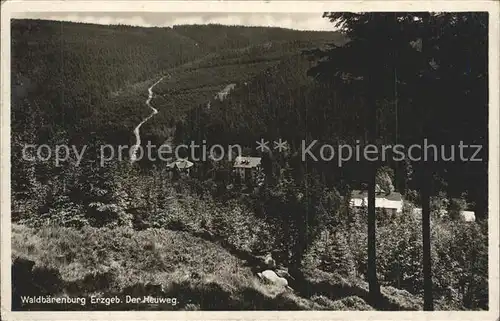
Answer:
[144,39,334,141]
[11,19,342,144]
[179,35,488,220]
[11,18,343,193]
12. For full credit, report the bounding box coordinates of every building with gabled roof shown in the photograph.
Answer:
[234,156,261,168]
[233,156,262,181]
[167,158,194,175]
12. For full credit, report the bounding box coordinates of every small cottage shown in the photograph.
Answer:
[349,189,404,215]
[167,158,194,175]
[233,156,262,180]
[412,208,476,222]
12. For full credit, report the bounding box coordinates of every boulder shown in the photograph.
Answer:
[257,270,289,287]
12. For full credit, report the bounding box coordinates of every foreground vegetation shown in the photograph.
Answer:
[12,165,488,310]
[12,222,425,311]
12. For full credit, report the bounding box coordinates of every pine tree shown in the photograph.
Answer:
[320,230,356,278]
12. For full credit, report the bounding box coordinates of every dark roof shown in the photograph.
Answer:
[234,156,261,168]
[167,158,194,170]
[350,190,402,202]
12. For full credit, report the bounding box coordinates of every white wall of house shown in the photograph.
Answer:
[350,197,403,213]
[411,207,476,222]
[461,211,476,222]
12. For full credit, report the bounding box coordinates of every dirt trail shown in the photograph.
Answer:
[130,75,167,162]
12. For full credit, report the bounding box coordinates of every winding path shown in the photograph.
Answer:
[130,75,167,163]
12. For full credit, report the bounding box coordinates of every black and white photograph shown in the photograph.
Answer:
[1,1,499,319]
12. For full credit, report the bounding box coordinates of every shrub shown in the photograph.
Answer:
[303,229,356,278]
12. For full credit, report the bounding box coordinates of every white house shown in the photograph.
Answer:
[461,211,476,222]
[349,189,404,214]
[412,208,476,222]
[348,188,476,222]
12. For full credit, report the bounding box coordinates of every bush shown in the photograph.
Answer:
[432,220,488,309]
[303,228,356,278]
[335,203,488,310]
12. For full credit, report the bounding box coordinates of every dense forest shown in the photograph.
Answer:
[10,14,489,311]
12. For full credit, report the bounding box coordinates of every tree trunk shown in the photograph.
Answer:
[422,162,434,310]
[420,16,434,310]
[367,162,380,300]
[366,70,381,301]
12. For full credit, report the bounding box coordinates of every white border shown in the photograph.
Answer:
[1,1,499,320]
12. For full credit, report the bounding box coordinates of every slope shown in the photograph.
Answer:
[11,19,342,146]
[142,39,341,142]
[11,223,422,311]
